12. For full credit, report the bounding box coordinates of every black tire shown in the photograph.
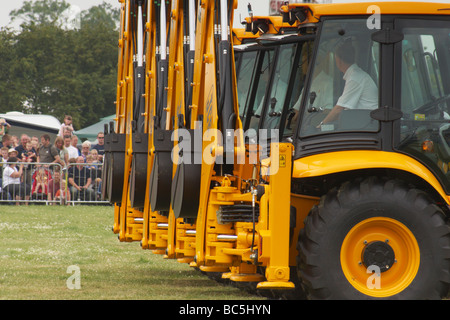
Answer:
[297,176,450,299]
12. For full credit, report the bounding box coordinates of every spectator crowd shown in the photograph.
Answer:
[0,115,106,205]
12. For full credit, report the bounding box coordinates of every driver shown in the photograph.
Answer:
[319,38,378,126]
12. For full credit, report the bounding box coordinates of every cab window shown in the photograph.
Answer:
[299,19,380,137]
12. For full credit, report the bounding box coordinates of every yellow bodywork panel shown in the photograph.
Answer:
[256,143,295,289]
[309,1,450,16]
[289,194,319,266]
[282,2,450,21]
[293,150,450,205]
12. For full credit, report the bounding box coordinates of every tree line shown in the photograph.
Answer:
[0,0,120,131]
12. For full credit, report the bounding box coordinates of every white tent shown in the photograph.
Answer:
[0,111,61,142]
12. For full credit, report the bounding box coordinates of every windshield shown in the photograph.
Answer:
[257,41,313,136]
[237,39,314,143]
[260,43,297,131]
[299,19,380,137]
[246,48,275,131]
[236,49,258,119]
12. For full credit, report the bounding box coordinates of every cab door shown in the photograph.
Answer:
[393,17,450,193]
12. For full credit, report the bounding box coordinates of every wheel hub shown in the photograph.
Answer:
[362,241,395,272]
[341,217,420,297]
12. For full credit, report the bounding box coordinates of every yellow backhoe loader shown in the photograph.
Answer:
[192,1,450,300]
[105,1,450,300]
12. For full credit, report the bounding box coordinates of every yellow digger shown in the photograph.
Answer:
[103,0,284,261]
[191,1,450,299]
[105,0,450,300]
[103,0,170,250]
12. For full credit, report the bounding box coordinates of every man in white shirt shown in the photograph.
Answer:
[2,157,30,204]
[320,39,378,126]
[65,135,79,161]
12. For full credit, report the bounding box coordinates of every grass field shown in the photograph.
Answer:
[0,205,261,300]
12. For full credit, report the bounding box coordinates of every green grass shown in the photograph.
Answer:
[0,205,261,300]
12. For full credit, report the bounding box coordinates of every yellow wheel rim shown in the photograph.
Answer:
[340,217,420,298]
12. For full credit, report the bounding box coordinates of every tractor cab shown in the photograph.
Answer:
[290,5,450,195]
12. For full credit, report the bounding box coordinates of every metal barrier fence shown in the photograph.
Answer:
[0,161,109,205]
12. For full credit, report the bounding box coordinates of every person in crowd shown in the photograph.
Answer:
[67,158,76,166]
[8,148,18,160]
[54,178,70,205]
[89,149,101,165]
[0,134,13,149]
[68,156,94,200]
[21,141,37,164]
[59,115,74,137]
[62,126,73,137]
[37,134,61,166]
[30,137,39,153]
[86,154,96,169]
[81,140,91,162]
[31,166,49,200]
[87,152,102,199]
[92,132,105,161]
[0,118,11,137]
[1,146,8,162]
[15,134,30,159]
[19,141,36,187]
[31,136,39,144]
[6,148,28,185]
[47,169,61,204]
[70,135,81,157]
[11,135,19,148]
[2,156,30,205]
[0,146,8,190]
[65,135,79,160]
[54,136,69,168]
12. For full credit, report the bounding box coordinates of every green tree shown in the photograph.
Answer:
[1,1,119,130]
[80,2,120,30]
[0,28,24,113]
[70,3,120,129]
[10,0,71,28]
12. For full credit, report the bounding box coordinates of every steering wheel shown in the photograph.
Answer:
[412,94,450,115]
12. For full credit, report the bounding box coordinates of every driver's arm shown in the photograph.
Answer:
[318,105,345,126]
